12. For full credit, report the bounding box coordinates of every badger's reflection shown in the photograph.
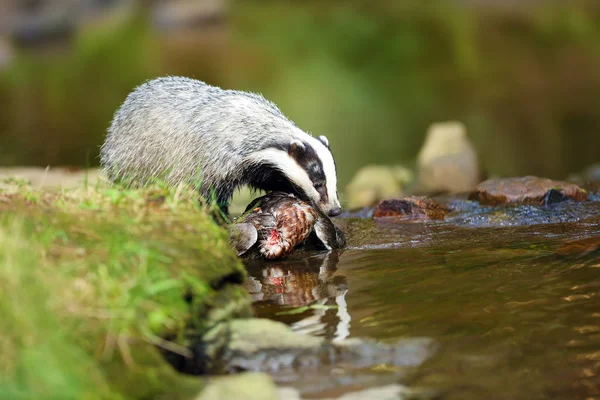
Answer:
[243,250,350,341]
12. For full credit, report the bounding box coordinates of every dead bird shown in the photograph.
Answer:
[229,192,346,259]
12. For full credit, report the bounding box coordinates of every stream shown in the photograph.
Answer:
[244,199,600,399]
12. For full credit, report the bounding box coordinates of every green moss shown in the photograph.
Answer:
[0,181,249,399]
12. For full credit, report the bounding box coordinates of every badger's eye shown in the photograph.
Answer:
[314,182,325,190]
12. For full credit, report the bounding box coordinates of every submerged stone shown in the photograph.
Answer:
[469,176,588,206]
[373,197,449,220]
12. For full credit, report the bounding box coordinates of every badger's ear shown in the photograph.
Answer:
[318,135,330,148]
[288,140,305,159]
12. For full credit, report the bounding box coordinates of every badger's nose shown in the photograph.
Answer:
[328,207,342,217]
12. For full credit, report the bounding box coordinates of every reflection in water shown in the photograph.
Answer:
[244,250,351,341]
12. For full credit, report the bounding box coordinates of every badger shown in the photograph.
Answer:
[100,76,342,218]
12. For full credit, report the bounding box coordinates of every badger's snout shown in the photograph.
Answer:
[328,207,342,217]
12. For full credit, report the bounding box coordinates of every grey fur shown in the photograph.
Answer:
[100,76,341,215]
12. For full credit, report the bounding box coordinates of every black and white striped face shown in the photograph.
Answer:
[247,135,342,216]
[286,136,342,217]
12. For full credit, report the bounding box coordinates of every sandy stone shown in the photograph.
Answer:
[373,197,449,220]
[469,176,588,206]
[416,121,480,194]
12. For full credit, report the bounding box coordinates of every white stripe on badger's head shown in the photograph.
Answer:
[306,135,341,216]
[245,147,320,203]
[246,136,342,217]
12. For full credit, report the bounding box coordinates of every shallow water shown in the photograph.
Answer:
[245,200,600,399]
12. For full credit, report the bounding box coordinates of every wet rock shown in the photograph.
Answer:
[469,176,588,206]
[226,318,325,372]
[332,337,439,368]
[196,372,280,400]
[220,318,438,376]
[345,165,414,209]
[189,318,440,398]
[416,121,480,194]
[450,201,600,227]
[229,318,325,356]
[373,197,449,220]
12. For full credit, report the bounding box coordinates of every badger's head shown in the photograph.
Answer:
[248,135,342,217]
[287,136,342,217]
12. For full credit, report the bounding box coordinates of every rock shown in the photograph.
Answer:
[345,165,414,210]
[196,372,280,400]
[219,318,438,376]
[229,318,325,356]
[277,387,303,400]
[226,318,325,372]
[373,197,449,220]
[331,337,439,369]
[416,121,480,194]
[469,176,588,206]
[324,384,439,400]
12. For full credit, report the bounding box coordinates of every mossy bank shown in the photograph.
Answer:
[0,178,252,399]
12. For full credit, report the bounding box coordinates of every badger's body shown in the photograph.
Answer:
[100,76,341,217]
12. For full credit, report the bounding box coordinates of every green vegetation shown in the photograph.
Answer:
[1,1,600,186]
[0,180,249,399]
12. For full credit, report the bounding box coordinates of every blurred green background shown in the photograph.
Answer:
[1,0,599,187]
